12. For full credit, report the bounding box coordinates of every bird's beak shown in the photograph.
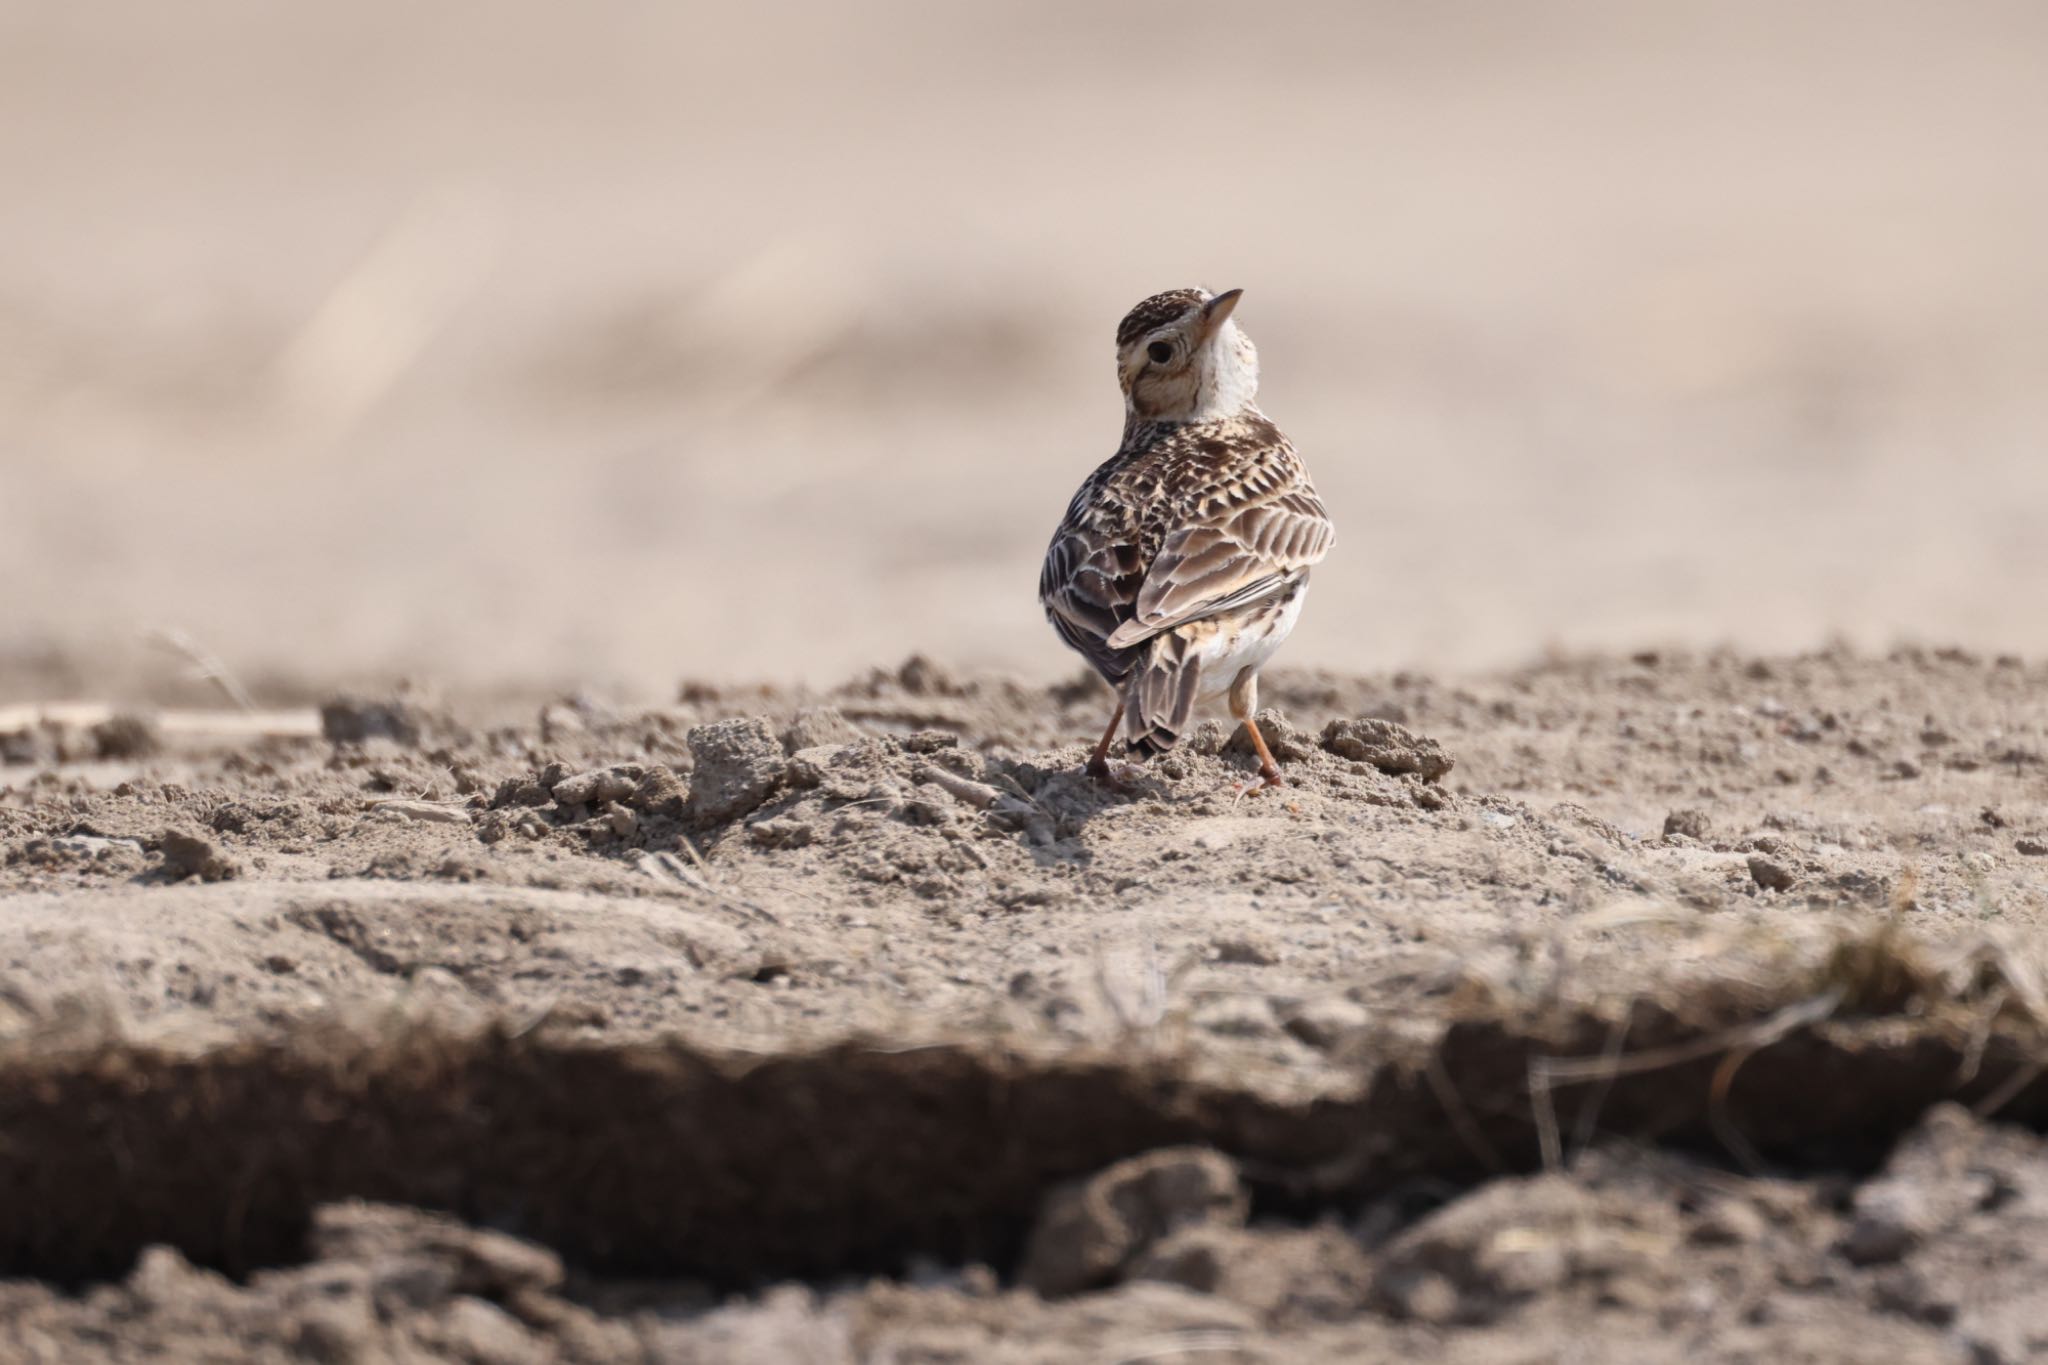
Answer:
[1196,288,1244,342]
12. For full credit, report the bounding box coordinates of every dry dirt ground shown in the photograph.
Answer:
[6,649,2048,1361]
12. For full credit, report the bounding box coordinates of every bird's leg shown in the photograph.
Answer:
[1229,667,1284,794]
[1085,701,1128,783]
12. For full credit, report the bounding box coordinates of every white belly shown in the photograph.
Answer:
[1191,581,1308,699]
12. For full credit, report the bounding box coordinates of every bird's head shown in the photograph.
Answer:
[1114,286,1258,426]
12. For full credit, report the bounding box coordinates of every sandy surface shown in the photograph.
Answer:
[5,649,2048,1360]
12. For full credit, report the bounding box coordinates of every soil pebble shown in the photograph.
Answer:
[1747,855,1797,891]
[1319,718,1454,781]
[321,696,436,747]
[1020,1148,1248,1297]
[91,712,163,760]
[1663,808,1713,841]
[1373,1173,1678,1325]
[686,719,786,823]
[159,827,241,882]
[549,765,640,808]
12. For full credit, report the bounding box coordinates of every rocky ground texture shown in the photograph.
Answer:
[5,649,2048,1361]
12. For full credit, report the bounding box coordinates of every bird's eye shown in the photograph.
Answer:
[1146,341,1174,365]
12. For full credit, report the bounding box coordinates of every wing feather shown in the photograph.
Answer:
[1104,485,1333,649]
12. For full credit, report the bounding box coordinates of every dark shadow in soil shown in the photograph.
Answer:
[4,981,2047,1289]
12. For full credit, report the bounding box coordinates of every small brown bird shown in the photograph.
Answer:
[1040,287,1335,788]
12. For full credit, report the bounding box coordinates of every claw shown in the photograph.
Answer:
[1229,768,1284,806]
[1086,759,1137,794]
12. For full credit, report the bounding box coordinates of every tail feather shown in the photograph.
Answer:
[1124,634,1202,758]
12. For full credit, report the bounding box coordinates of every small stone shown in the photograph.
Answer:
[0,727,52,765]
[1839,1191,1926,1266]
[1662,808,1712,841]
[630,765,685,815]
[160,827,240,882]
[605,801,638,837]
[1412,784,1452,812]
[321,695,433,747]
[1285,997,1371,1050]
[900,729,960,754]
[783,748,835,789]
[92,713,162,760]
[899,790,955,826]
[489,776,552,809]
[1747,856,1795,892]
[1019,1148,1247,1296]
[550,765,640,808]
[127,1244,212,1309]
[686,718,786,824]
[748,818,814,850]
[896,654,965,696]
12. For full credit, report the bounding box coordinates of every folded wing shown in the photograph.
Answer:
[1103,486,1334,650]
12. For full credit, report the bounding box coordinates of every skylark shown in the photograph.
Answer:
[1040,287,1335,788]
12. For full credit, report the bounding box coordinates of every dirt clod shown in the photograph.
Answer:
[1374,1173,1678,1325]
[1319,717,1454,781]
[6,651,2048,1360]
[549,765,640,808]
[320,696,435,747]
[91,713,162,760]
[685,718,785,824]
[1020,1147,1249,1297]
[1663,808,1713,841]
[1748,855,1797,891]
[159,827,241,882]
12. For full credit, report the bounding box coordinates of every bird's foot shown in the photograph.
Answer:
[1229,768,1285,806]
[1085,758,1138,793]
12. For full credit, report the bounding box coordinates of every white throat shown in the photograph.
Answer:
[1188,320,1259,421]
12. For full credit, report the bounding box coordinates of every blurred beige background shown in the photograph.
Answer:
[4,1,2047,701]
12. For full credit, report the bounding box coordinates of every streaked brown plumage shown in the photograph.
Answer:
[1040,287,1334,787]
